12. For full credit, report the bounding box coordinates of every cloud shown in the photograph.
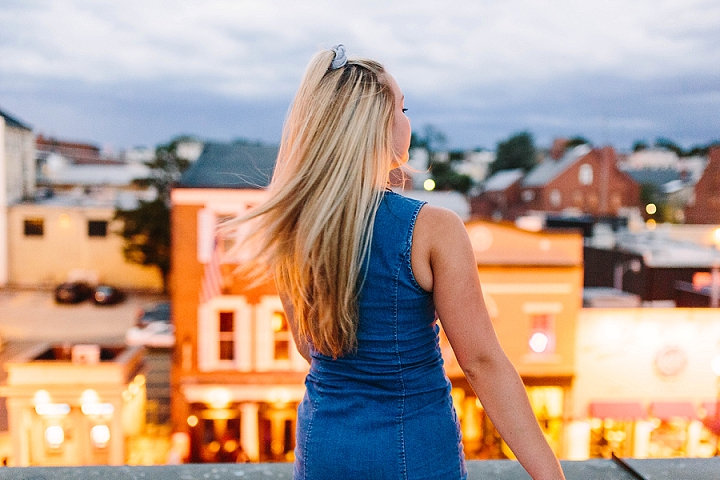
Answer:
[1,0,719,149]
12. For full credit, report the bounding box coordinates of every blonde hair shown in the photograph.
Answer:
[225,48,397,358]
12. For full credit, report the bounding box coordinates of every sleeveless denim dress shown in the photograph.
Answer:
[293,191,467,480]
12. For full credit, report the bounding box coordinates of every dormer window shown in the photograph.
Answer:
[579,164,593,186]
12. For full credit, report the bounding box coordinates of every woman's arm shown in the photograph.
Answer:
[278,289,312,363]
[414,206,565,480]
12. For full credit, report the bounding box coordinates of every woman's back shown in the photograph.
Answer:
[293,191,466,480]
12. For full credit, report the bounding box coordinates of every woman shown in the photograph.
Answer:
[227,45,565,480]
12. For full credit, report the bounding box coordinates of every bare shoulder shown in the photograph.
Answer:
[412,205,470,292]
[415,204,470,251]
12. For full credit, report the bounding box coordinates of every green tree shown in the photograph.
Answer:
[428,160,473,193]
[114,138,193,292]
[566,136,591,149]
[655,137,683,157]
[632,140,649,152]
[489,131,537,176]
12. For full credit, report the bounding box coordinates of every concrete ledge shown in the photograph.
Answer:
[2,458,720,479]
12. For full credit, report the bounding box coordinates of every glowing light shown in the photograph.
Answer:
[90,425,110,448]
[529,332,549,353]
[272,312,286,332]
[45,426,65,448]
[81,403,114,416]
[187,415,199,427]
[714,228,720,248]
[206,388,231,409]
[711,355,720,377]
[423,178,436,191]
[646,218,656,230]
[35,403,70,416]
[80,389,100,405]
[59,213,71,228]
[645,203,657,215]
[34,390,52,405]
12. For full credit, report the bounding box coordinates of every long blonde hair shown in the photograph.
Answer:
[225,47,397,358]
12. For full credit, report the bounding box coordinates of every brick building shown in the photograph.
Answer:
[685,147,720,224]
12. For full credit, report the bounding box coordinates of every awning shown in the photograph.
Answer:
[588,401,646,419]
[649,401,697,420]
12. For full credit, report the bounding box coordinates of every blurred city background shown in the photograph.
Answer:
[0,0,719,470]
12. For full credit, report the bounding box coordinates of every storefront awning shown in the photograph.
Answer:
[649,401,697,420]
[588,401,646,419]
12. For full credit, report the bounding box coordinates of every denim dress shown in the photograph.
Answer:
[293,191,467,480]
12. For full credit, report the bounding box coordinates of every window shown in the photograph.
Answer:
[88,220,108,237]
[522,190,535,202]
[218,311,235,361]
[197,296,251,371]
[24,218,44,236]
[578,163,594,185]
[528,314,556,354]
[549,189,561,207]
[272,311,290,361]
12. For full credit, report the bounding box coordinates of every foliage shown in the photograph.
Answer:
[489,131,537,176]
[428,160,473,193]
[114,138,193,292]
[566,136,591,149]
[410,125,447,152]
[632,140,649,152]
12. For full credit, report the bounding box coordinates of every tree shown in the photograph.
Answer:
[489,131,537,176]
[566,136,591,149]
[114,138,193,292]
[632,140,649,152]
[428,160,473,193]
[655,137,683,157]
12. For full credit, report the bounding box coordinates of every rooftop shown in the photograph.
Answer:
[0,107,32,131]
[179,142,278,189]
[3,458,719,479]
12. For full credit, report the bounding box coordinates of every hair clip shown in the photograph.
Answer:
[330,44,347,70]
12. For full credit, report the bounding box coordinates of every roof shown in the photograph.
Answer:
[482,168,523,192]
[179,142,278,189]
[0,107,32,131]
[623,168,680,188]
[522,144,591,187]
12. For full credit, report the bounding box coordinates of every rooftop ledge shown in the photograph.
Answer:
[3,458,720,479]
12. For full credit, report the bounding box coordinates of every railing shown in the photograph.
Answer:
[2,458,720,479]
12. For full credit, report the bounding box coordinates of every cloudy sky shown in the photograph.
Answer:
[1,0,719,152]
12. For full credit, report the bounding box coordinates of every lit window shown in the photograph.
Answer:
[24,218,44,236]
[549,190,561,207]
[528,314,555,354]
[45,425,64,450]
[219,311,235,361]
[272,311,290,361]
[579,164,593,185]
[90,424,110,449]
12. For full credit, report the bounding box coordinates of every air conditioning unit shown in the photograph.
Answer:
[71,344,101,364]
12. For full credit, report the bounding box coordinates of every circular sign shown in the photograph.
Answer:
[654,346,688,378]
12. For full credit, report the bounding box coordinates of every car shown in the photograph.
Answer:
[136,300,171,327]
[54,282,93,304]
[92,285,126,305]
[125,321,175,348]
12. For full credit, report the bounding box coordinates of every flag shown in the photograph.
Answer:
[200,237,223,303]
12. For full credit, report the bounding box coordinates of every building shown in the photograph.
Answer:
[444,220,583,459]
[169,141,306,463]
[0,108,35,286]
[7,190,163,290]
[0,343,147,466]
[470,168,524,220]
[685,147,720,224]
[519,145,640,218]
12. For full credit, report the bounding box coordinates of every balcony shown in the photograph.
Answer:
[2,458,720,479]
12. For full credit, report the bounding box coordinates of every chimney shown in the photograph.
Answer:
[550,138,569,160]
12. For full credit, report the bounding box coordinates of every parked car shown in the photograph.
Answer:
[136,300,171,327]
[125,321,175,348]
[92,285,126,305]
[54,282,93,304]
